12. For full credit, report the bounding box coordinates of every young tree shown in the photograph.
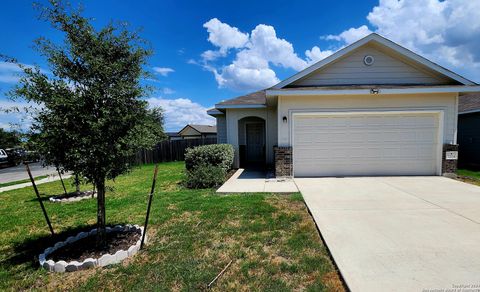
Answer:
[11,1,164,248]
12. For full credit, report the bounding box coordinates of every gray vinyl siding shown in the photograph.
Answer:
[292,45,451,86]
[216,115,227,144]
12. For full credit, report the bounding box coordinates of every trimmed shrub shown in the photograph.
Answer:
[184,144,234,189]
[186,164,226,188]
[185,144,234,172]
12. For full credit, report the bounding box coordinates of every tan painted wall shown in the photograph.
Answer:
[292,44,451,86]
[277,93,458,147]
[225,107,277,167]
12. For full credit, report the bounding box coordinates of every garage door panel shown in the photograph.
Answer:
[293,112,439,177]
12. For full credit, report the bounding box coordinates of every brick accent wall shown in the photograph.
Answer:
[442,144,459,175]
[274,146,293,177]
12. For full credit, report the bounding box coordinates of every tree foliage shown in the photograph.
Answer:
[0,129,22,148]
[11,0,164,247]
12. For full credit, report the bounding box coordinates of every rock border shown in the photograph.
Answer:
[39,225,145,273]
[49,190,96,203]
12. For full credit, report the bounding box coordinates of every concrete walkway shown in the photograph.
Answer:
[0,174,72,193]
[296,176,480,292]
[217,169,298,193]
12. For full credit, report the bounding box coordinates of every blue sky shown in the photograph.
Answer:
[1,0,479,131]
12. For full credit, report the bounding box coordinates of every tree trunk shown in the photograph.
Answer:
[96,179,107,249]
[75,174,81,193]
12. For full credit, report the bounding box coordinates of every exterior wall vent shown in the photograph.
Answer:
[363,55,375,66]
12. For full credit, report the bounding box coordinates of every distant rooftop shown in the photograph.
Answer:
[184,124,216,134]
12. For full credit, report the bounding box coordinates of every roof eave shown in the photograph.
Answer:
[459,109,480,115]
[214,104,267,109]
[266,85,480,96]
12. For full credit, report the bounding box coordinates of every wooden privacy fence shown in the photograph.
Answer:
[134,138,217,164]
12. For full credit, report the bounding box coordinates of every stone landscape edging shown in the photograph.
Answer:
[39,224,146,273]
[49,191,97,203]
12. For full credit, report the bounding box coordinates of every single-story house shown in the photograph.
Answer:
[458,93,480,169]
[207,33,480,177]
[166,132,182,141]
[177,124,217,140]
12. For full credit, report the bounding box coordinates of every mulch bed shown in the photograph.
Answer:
[52,190,95,200]
[47,229,141,262]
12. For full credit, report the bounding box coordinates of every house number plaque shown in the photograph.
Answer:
[445,151,458,160]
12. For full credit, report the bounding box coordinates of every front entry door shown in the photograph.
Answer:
[246,123,265,165]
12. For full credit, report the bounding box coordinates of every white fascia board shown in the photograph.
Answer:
[459,109,480,115]
[272,33,476,89]
[266,86,480,96]
[214,104,266,109]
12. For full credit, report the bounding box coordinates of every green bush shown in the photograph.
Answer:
[185,144,234,172]
[186,164,226,188]
[184,144,234,189]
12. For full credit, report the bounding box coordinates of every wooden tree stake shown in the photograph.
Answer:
[25,163,54,236]
[141,164,159,249]
[57,167,68,196]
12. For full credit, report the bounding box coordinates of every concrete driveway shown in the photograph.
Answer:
[295,176,480,292]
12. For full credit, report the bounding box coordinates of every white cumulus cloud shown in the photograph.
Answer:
[146,97,214,131]
[324,25,372,44]
[305,46,335,64]
[203,18,249,55]
[200,19,333,91]
[326,0,480,81]
[153,67,175,76]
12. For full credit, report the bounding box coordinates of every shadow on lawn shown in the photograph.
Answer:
[1,223,130,270]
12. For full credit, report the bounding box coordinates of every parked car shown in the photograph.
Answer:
[0,149,10,167]
[5,148,26,166]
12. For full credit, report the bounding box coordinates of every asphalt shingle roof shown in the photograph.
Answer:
[216,90,266,106]
[187,124,217,134]
[459,93,480,113]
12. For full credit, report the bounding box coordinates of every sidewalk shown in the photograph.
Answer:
[216,169,298,193]
[0,174,72,193]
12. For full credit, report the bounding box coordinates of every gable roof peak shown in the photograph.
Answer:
[273,33,476,89]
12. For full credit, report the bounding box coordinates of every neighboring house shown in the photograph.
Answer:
[458,94,480,169]
[178,124,217,140]
[166,132,182,141]
[207,33,480,177]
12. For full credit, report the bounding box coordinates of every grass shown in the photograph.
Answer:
[456,169,480,186]
[457,169,480,180]
[0,175,49,188]
[0,161,344,291]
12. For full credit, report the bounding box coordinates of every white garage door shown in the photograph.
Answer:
[293,112,440,177]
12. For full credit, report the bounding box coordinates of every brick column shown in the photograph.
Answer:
[442,144,459,176]
[274,146,293,177]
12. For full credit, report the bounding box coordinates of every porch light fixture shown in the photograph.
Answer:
[370,88,380,94]
[283,116,288,123]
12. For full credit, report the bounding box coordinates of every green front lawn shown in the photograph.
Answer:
[0,162,343,291]
[457,169,480,180]
[0,175,49,188]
